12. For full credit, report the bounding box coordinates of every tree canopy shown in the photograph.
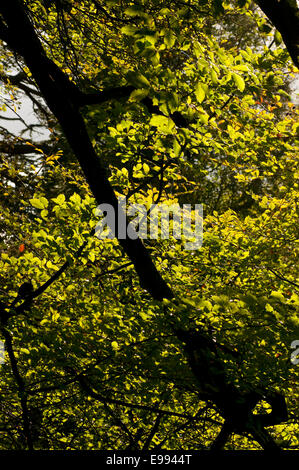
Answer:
[0,0,298,451]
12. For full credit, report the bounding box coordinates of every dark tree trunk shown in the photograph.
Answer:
[255,0,299,68]
[0,0,173,301]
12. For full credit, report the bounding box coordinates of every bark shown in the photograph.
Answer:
[210,420,234,450]
[177,328,288,451]
[0,0,173,301]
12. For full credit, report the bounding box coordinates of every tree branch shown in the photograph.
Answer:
[255,0,299,68]
[0,326,33,449]
[0,0,173,301]
[8,230,91,318]
[77,86,135,106]
[210,419,233,450]
[268,267,299,288]
[0,141,53,155]
[75,371,191,419]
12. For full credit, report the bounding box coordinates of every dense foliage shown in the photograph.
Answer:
[0,0,298,450]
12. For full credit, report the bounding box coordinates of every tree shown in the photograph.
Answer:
[255,0,299,68]
[0,0,298,450]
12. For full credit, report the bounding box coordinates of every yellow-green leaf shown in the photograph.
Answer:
[232,73,245,92]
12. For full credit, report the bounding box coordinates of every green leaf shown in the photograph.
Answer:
[210,69,218,84]
[143,163,150,174]
[129,88,149,101]
[274,30,282,45]
[164,30,176,48]
[197,108,209,124]
[52,194,65,205]
[30,198,47,210]
[195,83,205,103]
[126,71,151,88]
[121,25,138,36]
[149,115,175,133]
[20,348,30,355]
[232,73,245,92]
[173,139,181,157]
[70,193,81,205]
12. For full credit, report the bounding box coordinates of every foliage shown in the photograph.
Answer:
[0,0,298,450]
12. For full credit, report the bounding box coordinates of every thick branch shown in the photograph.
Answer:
[255,0,299,68]
[210,419,234,450]
[0,71,27,85]
[176,327,289,450]
[77,87,189,128]
[77,86,135,106]
[0,0,173,300]
[0,327,33,449]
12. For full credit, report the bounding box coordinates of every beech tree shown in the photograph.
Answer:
[0,0,298,450]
